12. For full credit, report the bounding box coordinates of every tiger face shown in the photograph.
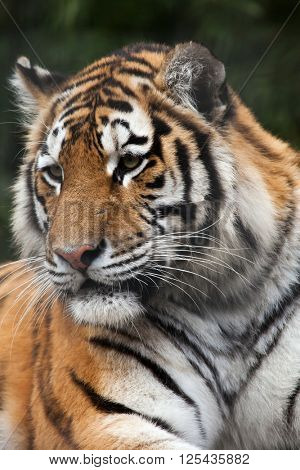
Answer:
[11,43,235,325]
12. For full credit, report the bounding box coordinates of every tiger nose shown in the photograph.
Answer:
[55,243,103,271]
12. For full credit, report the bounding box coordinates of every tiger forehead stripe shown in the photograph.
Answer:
[51,50,160,114]
[77,53,157,79]
[51,71,149,130]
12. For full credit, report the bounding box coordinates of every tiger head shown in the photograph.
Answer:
[11,42,287,326]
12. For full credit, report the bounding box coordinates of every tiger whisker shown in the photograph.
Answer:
[33,283,60,332]
[153,209,227,240]
[142,269,203,312]
[145,264,209,298]
[152,252,253,288]
[8,271,50,326]
[152,255,223,276]
[154,243,255,264]
[9,275,53,354]
[148,262,226,298]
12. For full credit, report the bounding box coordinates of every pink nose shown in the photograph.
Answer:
[55,245,97,271]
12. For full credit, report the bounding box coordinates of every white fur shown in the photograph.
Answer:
[69,292,143,327]
[46,121,66,162]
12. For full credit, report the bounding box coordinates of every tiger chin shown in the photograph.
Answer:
[1,42,300,450]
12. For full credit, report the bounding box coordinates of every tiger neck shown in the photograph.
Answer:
[151,97,300,322]
[223,97,300,310]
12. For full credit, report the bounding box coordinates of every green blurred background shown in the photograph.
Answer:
[0,0,299,262]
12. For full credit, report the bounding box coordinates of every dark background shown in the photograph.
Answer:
[0,0,299,262]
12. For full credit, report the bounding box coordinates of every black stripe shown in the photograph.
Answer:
[70,370,176,436]
[60,101,92,121]
[133,159,157,178]
[90,336,206,440]
[111,241,144,258]
[76,52,156,79]
[254,281,300,341]
[234,215,258,251]
[139,213,152,226]
[48,270,67,277]
[89,336,199,414]
[142,203,166,234]
[285,377,300,426]
[140,194,158,201]
[92,128,104,155]
[37,312,78,448]
[70,60,119,80]
[217,197,296,322]
[62,72,106,94]
[102,86,113,97]
[101,116,109,126]
[26,162,42,233]
[224,271,300,354]
[124,134,148,147]
[144,310,226,417]
[246,198,296,298]
[146,174,165,189]
[227,306,297,408]
[152,116,172,137]
[175,138,192,203]
[61,83,105,112]
[118,67,153,79]
[101,252,146,271]
[145,309,225,398]
[123,55,157,70]
[155,203,197,224]
[218,273,300,390]
[51,75,104,113]
[101,77,137,98]
[155,104,223,201]
[141,213,165,235]
[151,116,172,162]
[111,118,129,129]
[151,304,224,356]
[149,137,164,161]
[192,131,222,202]
[112,47,158,70]
[40,141,49,155]
[106,99,133,113]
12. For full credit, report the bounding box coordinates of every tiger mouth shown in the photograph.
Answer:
[79,279,108,293]
[76,275,159,300]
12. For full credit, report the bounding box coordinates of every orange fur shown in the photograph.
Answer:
[2,43,300,450]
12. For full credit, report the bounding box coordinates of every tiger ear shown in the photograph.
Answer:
[11,56,67,119]
[162,42,229,122]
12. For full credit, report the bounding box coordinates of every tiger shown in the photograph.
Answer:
[0,41,300,450]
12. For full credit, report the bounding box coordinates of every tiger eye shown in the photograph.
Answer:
[122,154,140,170]
[47,165,62,179]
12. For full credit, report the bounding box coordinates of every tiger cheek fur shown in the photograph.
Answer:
[0,42,300,449]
